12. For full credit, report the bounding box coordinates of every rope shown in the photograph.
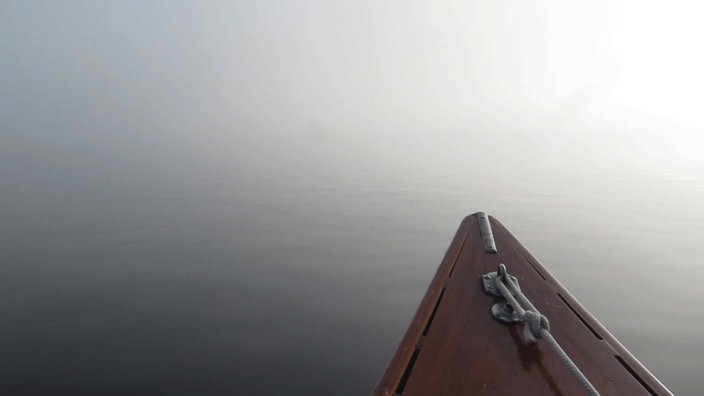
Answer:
[494,266,600,396]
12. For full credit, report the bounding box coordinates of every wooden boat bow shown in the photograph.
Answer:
[374,213,672,396]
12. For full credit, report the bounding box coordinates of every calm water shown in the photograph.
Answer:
[3,2,704,395]
[3,130,703,395]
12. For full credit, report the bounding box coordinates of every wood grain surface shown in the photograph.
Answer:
[373,214,672,396]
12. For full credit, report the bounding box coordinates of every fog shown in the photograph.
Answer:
[2,1,703,395]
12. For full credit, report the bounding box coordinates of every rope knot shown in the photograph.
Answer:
[523,310,550,343]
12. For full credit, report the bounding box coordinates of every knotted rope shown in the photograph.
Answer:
[494,264,600,396]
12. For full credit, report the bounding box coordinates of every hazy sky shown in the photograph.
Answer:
[2,1,703,166]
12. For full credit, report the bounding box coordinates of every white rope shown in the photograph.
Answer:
[494,268,600,396]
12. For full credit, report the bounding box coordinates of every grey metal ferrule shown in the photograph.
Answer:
[477,212,497,253]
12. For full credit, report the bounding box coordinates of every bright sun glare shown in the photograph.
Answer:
[603,1,704,166]
[483,1,704,167]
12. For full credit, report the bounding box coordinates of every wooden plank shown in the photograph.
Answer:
[489,217,672,395]
[374,214,672,396]
[373,215,473,396]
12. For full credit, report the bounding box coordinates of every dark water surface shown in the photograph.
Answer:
[3,131,703,395]
[3,2,704,395]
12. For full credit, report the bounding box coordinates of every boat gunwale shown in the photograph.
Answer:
[373,214,473,395]
[373,213,673,396]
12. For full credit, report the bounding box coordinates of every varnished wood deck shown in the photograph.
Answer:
[374,214,672,396]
